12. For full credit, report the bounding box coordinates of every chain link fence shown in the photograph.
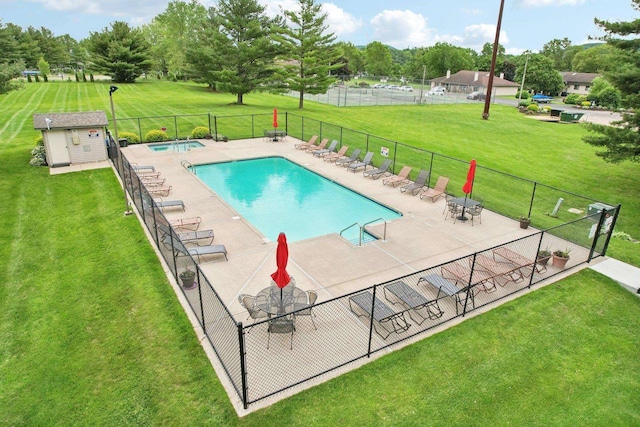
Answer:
[106,112,619,409]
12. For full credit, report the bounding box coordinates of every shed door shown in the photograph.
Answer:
[47,130,71,166]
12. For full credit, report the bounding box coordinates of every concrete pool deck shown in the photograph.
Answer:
[121,137,594,321]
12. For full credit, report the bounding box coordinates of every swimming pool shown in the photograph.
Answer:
[193,157,402,242]
[149,141,205,152]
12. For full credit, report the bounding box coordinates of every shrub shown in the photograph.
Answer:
[518,100,531,107]
[581,101,592,108]
[90,74,94,82]
[527,103,540,113]
[43,74,48,82]
[144,129,169,142]
[597,87,621,109]
[30,144,47,166]
[190,126,210,139]
[516,90,530,99]
[564,93,587,105]
[35,135,44,146]
[118,131,141,144]
[34,75,40,82]
[27,74,32,83]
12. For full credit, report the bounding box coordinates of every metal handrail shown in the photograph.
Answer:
[180,160,194,172]
[340,222,362,245]
[363,217,387,241]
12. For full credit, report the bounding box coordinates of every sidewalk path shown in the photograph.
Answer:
[590,258,640,294]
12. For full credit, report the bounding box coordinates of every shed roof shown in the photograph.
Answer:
[431,70,519,87]
[33,111,109,130]
[560,72,601,84]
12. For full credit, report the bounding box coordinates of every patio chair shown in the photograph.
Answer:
[293,290,318,330]
[323,146,349,162]
[400,170,430,195]
[382,165,412,187]
[238,294,269,329]
[167,233,228,262]
[294,135,318,150]
[349,291,410,339]
[335,148,362,167]
[147,185,172,197]
[155,199,185,211]
[132,164,155,172]
[169,216,201,231]
[442,193,456,214]
[267,315,295,350]
[305,138,328,153]
[347,151,374,172]
[419,176,450,202]
[363,159,393,179]
[312,139,338,157]
[467,204,484,226]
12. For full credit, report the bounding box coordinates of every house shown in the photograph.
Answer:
[33,111,110,167]
[430,70,520,96]
[560,72,601,96]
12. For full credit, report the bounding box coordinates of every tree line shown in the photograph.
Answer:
[0,0,638,162]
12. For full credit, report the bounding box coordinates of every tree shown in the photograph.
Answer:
[209,0,279,104]
[514,54,564,95]
[363,41,392,77]
[571,43,631,74]
[87,21,152,83]
[185,9,223,89]
[26,27,69,69]
[273,0,341,108]
[540,37,576,71]
[476,42,505,72]
[421,42,475,79]
[583,0,640,163]
[37,57,50,77]
[335,41,364,76]
[145,0,207,80]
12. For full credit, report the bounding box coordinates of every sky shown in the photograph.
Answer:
[0,0,633,54]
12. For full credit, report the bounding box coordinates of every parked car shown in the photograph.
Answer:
[532,93,553,103]
[372,83,384,89]
[399,85,414,92]
[387,85,400,90]
[427,86,446,96]
[467,91,486,100]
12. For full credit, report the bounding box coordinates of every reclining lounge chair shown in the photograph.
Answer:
[400,170,430,195]
[363,159,392,179]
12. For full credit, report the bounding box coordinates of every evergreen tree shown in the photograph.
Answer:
[87,21,152,83]
[583,0,640,163]
[274,0,341,109]
[210,0,279,104]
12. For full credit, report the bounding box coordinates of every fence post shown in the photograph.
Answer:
[174,116,178,140]
[462,254,477,316]
[213,115,218,140]
[599,205,621,258]
[238,322,249,409]
[366,286,377,357]
[527,182,537,219]
[138,118,142,143]
[530,232,545,288]
[197,268,206,330]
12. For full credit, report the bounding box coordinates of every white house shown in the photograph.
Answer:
[560,72,601,96]
[430,70,520,96]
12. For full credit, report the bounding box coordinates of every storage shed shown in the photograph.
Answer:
[33,111,109,167]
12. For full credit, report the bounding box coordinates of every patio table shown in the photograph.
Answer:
[452,197,480,222]
[255,283,305,316]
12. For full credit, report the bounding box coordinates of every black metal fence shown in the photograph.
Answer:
[107,112,619,409]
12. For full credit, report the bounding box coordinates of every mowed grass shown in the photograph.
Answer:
[1,80,639,425]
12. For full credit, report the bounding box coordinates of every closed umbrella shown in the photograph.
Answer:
[459,159,477,221]
[272,108,279,141]
[271,232,291,311]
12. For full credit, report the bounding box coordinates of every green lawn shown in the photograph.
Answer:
[1,80,638,425]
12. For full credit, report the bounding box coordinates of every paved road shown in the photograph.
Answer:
[492,96,623,125]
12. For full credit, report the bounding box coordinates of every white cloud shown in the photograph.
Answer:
[462,8,483,16]
[322,3,362,36]
[370,10,436,48]
[519,0,586,6]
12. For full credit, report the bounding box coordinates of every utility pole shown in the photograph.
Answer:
[109,85,132,215]
[518,55,530,103]
[482,0,506,120]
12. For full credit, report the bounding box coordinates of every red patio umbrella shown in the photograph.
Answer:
[272,108,279,141]
[462,159,477,194]
[459,159,477,221]
[271,232,290,288]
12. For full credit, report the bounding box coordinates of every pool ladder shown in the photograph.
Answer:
[173,139,191,151]
[180,160,195,174]
[340,217,387,246]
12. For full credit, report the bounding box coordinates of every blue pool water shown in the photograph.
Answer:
[193,157,402,242]
[149,141,205,152]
